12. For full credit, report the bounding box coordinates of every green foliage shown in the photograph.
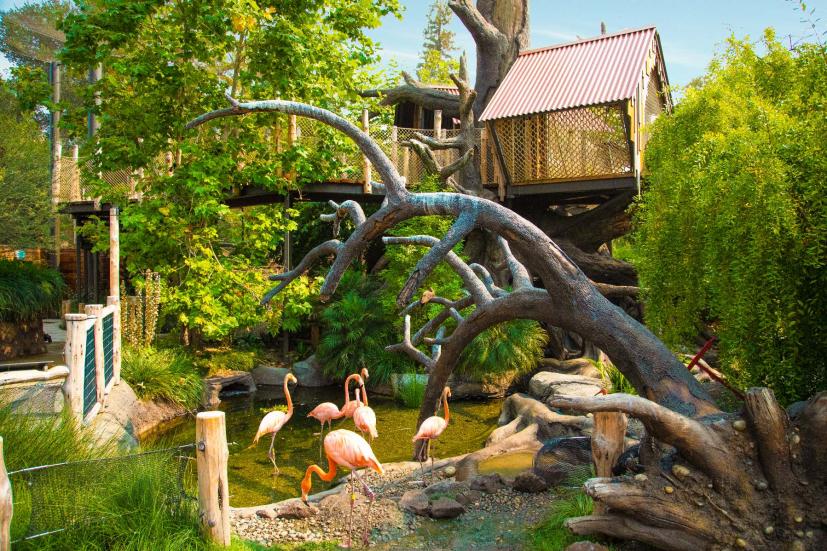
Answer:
[594,360,637,395]
[457,319,547,378]
[0,81,51,248]
[395,373,426,408]
[121,346,203,408]
[636,31,827,403]
[416,0,459,84]
[197,349,258,376]
[526,491,599,551]
[0,260,65,321]
[54,0,399,344]
[317,272,409,383]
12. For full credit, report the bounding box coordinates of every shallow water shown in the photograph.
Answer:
[147,385,501,507]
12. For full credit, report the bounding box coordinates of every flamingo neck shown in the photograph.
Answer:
[442,391,450,425]
[360,369,369,406]
[283,377,293,420]
[302,454,338,499]
[343,373,361,404]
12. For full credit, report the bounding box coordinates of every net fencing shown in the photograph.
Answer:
[532,435,594,488]
[8,444,197,544]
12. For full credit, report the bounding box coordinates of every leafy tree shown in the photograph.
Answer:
[636,31,827,403]
[0,80,51,249]
[416,0,459,84]
[58,0,400,344]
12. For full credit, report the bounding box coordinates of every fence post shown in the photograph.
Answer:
[287,114,297,183]
[361,108,372,194]
[390,125,398,167]
[85,305,105,405]
[106,296,122,384]
[591,411,627,514]
[63,313,88,420]
[433,109,443,166]
[0,437,10,551]
[196,412,230,547]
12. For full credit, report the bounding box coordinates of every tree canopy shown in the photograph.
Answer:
[416,0,459,84]
[636,31,827,403]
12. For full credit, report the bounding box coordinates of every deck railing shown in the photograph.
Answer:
[63,299,121,424]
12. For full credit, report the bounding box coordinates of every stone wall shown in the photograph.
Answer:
[0,319,47,360]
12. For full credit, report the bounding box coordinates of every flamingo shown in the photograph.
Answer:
[300,429,384,547]
[412,386,451,484]
[251,373,298,475]
[353,379,378,440]
[307,372,362,458]
[339,373,365,419]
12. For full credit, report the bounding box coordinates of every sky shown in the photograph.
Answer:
[1,0,824,91]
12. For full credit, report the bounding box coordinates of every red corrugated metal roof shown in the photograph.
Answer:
[480,26,658,121]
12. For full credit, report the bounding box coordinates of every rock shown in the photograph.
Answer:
[275,500,317,519]
[565,543,610,551]
[447,370,518,399]
[423,480,480,505]
[256,509,275,519]
[292,355,333,387]
[487,415,524,446]
[537,357,601,379]
[443,465,456,477]
[399,489,430,516]
[529,372,605,403]
[470,473,506,493]
[250,366,290,386]
[429,497,465,519]
[497,393,593,436]
[204,371,256,407]
[512,471,548,493]
[128,394,188,440]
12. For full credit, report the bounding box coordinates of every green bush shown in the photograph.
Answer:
[594,360,636,395]
[457,319,547,378]
[198,349,258,376]
[122,346,203,408]
[317,272,409,383]
[0,260,65,322]
[636,32,827,403]
[395,373,427,408]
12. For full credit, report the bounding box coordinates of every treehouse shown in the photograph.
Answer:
[478,26,672,200]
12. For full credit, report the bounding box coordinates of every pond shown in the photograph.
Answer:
[147,385,502,507]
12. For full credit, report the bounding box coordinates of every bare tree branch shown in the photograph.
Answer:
[386,315,436,371]
[497,236,533,289]
[262,239,342,304]
[448,0,504,47]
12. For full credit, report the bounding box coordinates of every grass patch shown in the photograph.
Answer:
[526,491,597,550]
[0,260,65,321]
[395,373,426,409]
[198,349,259,376]
[122,346,203,408]
[594,359,637,395]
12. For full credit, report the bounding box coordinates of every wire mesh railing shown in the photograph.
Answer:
[8,444,197,545]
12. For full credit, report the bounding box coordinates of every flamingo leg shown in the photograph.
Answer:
[318,423,324,461]
[268,432,279,476]
[351,468,375,547]
[418,441,426,486]
[346,474,355,549]
[427,440,432,484]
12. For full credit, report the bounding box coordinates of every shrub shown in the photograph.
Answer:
[121,346,203,408]
[527,491,599,551]
[594,360,637,395]
[636,32,827,403]
[457,319,547,378]
[395,373,427,408]
[198,349,258,376]
[0,260,65,322]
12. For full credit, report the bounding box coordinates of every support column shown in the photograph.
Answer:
[109,208,119,299]
[107,295,122,384]
[591,411,628,514]
[85,304,105,405]
[196,412,230,547]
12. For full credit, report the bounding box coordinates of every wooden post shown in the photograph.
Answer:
[591,411,628,514]
[64,313,88,420]
[196,412,230,547]
[107,295,122,384]
[50,62,62,269]
[390,126,398,168]
[0,437,11,551]
[433,109,443,167]
[287,114,297,183]
[109,208,119,299]
[85,305,105,405]
[402,145,410,182]
[361,109,372,193]
[274,115,283,178]
[480,127,489,186]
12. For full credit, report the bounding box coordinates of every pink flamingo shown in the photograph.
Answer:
[307,372,362,458]
[339,373,365,419]
[251,373,298,475]
[412,386,451,484]
[300,429,384,547]
[353,382,378,441]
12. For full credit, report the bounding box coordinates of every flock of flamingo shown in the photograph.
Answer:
[249,368,452,546]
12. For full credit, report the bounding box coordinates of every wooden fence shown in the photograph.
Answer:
[63,299,121,424]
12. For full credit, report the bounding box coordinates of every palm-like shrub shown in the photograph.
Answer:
[457,319,547,378]
[121,347,203,408]
[316,273,409,383]
[0,260,65,322]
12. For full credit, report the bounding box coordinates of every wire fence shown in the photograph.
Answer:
[8,444,196,544]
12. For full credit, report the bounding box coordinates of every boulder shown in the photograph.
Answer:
[498,393,593,436]
[470,473,506,493]
[429,497,465,519]
[512,471,548,493]
[274,500,317,519]
[399,489,430,516]
[536,357,601,379]
[486,415,523,446]
[292,354,334,387]
[204,371,256,407]
[255,509,275,519]
[447,370,518,399]
[250,365,290,386]
[528,372,605,403]
[424,480,480,506]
